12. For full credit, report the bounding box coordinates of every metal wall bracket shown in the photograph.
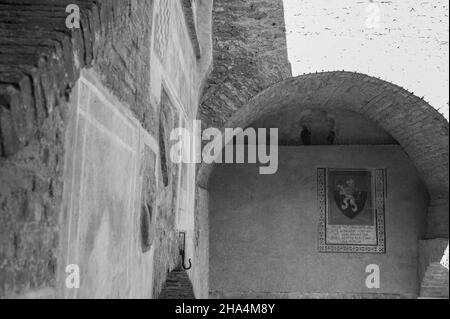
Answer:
[179,232,192,270]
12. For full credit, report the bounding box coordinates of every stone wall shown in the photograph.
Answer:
[0,0,212,298]
[193,0,292,298]
[147,0,213,299]
[1,0,447,300]
[199,0,292,128]
[0,0,100,298]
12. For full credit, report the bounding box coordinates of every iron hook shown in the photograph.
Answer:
[182,257,192,270]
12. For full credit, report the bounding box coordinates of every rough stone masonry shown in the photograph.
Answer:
[0,0,448,299]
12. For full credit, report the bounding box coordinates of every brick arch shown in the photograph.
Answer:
[198,71,449,238]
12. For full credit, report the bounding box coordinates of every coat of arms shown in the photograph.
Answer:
[334,178,368,219]
[318,168,386,254]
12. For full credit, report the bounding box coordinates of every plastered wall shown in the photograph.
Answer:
[209,146,428,298]
[58,71,159,299]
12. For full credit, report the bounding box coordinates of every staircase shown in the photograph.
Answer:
[158,268,195,299]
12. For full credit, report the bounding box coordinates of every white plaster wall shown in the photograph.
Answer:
[58,70,159,299]
[284,0,449,119]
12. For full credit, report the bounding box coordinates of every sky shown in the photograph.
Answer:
[283,0,449,119]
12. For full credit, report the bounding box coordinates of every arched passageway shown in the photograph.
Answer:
[197,72,449,299]
[199,71,449,238]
